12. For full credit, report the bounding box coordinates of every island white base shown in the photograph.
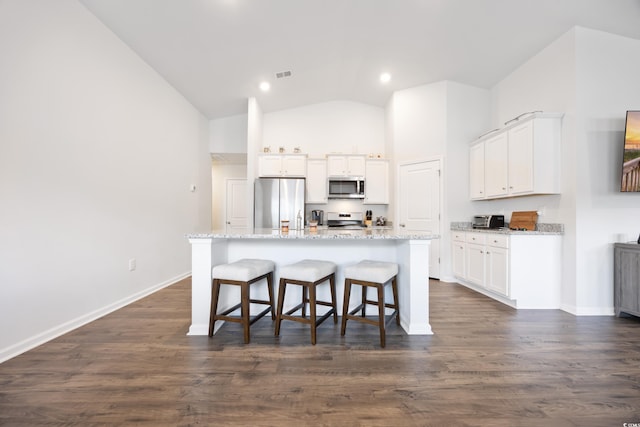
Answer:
[188,236,433,337]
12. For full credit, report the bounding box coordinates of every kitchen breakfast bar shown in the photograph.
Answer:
[187,228,438,337]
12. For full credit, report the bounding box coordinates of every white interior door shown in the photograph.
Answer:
[398,159,441,279]
[225,179,248,232]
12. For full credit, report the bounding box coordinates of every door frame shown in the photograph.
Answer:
[396,156,444,279]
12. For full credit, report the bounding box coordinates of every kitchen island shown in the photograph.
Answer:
[187,228,439,337]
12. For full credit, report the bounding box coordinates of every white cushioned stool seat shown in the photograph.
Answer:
[279,259,337,282]
[212,259,275,282]
[344,260,398,284]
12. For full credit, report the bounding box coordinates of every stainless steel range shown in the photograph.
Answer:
[326,212,365,229]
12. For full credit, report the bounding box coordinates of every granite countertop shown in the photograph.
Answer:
[187,227,439,240]
[451,222,564,235]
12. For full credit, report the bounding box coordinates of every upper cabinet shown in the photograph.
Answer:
[306,159,328,204]
[470,113,562,200]
[258,154,307,177]
[364,159,389,204]
[327,155,366,177]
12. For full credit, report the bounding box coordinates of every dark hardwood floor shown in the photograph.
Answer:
[1,278,639,426]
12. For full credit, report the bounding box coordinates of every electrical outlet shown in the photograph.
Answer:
[128,258,136,271]
[537,206,546,217]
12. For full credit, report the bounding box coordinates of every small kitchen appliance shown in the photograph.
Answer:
[472,215,505,229]
[311,209,324,226]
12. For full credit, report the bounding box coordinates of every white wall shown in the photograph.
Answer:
[0,0,212,362]
[388,80,491,281]
[391,82,448,162]
[210,113,248,153]
[573,27,640,313]
[490,29,578,310]
[489,26,640,315]
[262,100,385,157]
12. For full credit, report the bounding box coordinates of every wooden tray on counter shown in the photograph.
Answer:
[509,211,538,231]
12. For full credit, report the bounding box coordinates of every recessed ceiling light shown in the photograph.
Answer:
[379,72,391,84]
[259,81,271,92]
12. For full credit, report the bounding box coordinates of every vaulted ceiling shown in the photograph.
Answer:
[80,0,640,119]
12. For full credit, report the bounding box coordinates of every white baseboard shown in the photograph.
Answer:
[0,272,191,364]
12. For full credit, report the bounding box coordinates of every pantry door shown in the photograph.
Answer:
[398,158,442,279]
[225,179,248,232]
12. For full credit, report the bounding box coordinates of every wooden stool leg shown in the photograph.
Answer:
[377,283,386,348]
[329,273,338,324]
[341,278,352,335]
[309,284,317,345]
[241,282,250,344]
[392,276,400,326]
[275,278,286,336]
[361,285,367,317]
[267,272,275,320]
[301,286,308,318]
[209,278,221,337]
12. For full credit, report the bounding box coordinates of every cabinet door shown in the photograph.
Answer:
[347,156,366,176]
[258,155,283,177]
[327,156,347,176]
[452,241,466,278]
[508,121,534,194]
[327,155,366,177]
[306,159,327,204]
[486,246,509,296]
[466,243,486,286]
[364,160,388,204]
[484,133,508,197]
[282,155,307,177]
[470,142,485,199]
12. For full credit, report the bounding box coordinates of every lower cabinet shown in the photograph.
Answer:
[614,243,640,317]
[451,231,466,278]
[463,233,509,297]
[451,230,561,308]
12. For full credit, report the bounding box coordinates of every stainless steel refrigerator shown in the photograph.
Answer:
[254,178,306,229]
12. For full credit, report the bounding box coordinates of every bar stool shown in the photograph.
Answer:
[209,259,275,343]
[341,260,399,348]
[274,259,337,345]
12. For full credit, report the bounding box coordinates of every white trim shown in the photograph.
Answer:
[0,272,190,364]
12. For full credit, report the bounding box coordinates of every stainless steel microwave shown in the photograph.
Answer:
[328,177,365,199]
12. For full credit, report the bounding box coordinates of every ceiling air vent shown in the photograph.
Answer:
[275,70,292,79]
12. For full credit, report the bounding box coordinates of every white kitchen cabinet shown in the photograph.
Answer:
[463,233,509,297]
[484,132,509,198]
[451,232,466,278]
[466,242,486,286]
[306,159,328,204]
[485,234,509,296]
[469,142,485,200]
[327,155,366,177]
[465,232,486,286]
[364,159,389,204]
[258,154,307,177]
[451,230,561,309]
[471,113,562,200]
